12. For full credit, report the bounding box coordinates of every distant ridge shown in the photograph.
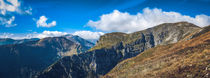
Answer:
[0,38,39,45]
[0,35,94,78]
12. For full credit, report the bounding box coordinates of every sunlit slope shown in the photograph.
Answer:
[104,29,210,78]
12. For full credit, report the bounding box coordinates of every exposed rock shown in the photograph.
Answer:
[38,22,202,78]
[104,29,210,78]
[63,34,95,49]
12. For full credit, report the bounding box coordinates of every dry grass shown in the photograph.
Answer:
[104,31,210,78]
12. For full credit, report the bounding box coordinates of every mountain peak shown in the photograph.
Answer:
[155,22,201,29]
[37,37,73,46]
[104,29,210,78]
[91,22,202,51]
[37,22,208,78]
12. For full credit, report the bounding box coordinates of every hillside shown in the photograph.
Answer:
[0,36,93,78]
[104,28,210,78]
[38,22,203,78]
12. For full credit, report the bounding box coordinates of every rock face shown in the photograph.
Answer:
[38,22,202,78]
[90,22,201,51]
[104,28,210,78]
[63,34,95,53]
[0,36,94,78]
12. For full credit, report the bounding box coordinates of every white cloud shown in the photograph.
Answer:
[0,31,68,39]
[87,8,210,33]
[24,7,32,15]
[0,0,20,15]
[0,0,32,27]
[0,0,32,15]
[0,16,17,27]
[36,16,57,28]
[0,30,104,41]
[73,31,104,40]
[36,31,67,38]
[0,0,19,27]
[0,33,14,38]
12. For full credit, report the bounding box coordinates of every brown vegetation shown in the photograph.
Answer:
[104,31,210,78]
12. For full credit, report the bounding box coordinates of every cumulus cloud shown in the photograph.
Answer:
[0,0,20,15]
[36,31,67,38]
[0,31,68,39]
[87,8,210,33]
[0,0,19,27]
[0,0,32,27]
[73,31,104,40]
[0,33,14,38]
[0,30,104,41]
[36,16,57,28]
[0,16,16,27]
[0,0,32,15]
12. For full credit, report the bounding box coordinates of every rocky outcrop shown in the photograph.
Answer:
[38,22,202,78]
[63,34,95,53]
[104,29,210,78]
[91,22,201,50]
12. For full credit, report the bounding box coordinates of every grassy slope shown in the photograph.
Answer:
[104,31,210,78]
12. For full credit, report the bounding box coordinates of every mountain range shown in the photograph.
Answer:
[0,38,40,45]
[37,22,209,78]
[0,22,209,78]
[0,35,94,78]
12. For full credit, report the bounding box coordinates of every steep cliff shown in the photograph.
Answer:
[90,22,201,50]
[104,28,210,78]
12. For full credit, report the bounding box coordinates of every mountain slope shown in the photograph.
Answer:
[90,22,201,51]
[104,28,210,78]
[63,34,95,53]
[0,36,92,78]
[38,22,202,78]
[192,25,210,38]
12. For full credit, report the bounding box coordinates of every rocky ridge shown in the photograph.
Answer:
[38,22,202,78]
[104,26,210,78]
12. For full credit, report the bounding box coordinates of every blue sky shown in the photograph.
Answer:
[0,0,210,40]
